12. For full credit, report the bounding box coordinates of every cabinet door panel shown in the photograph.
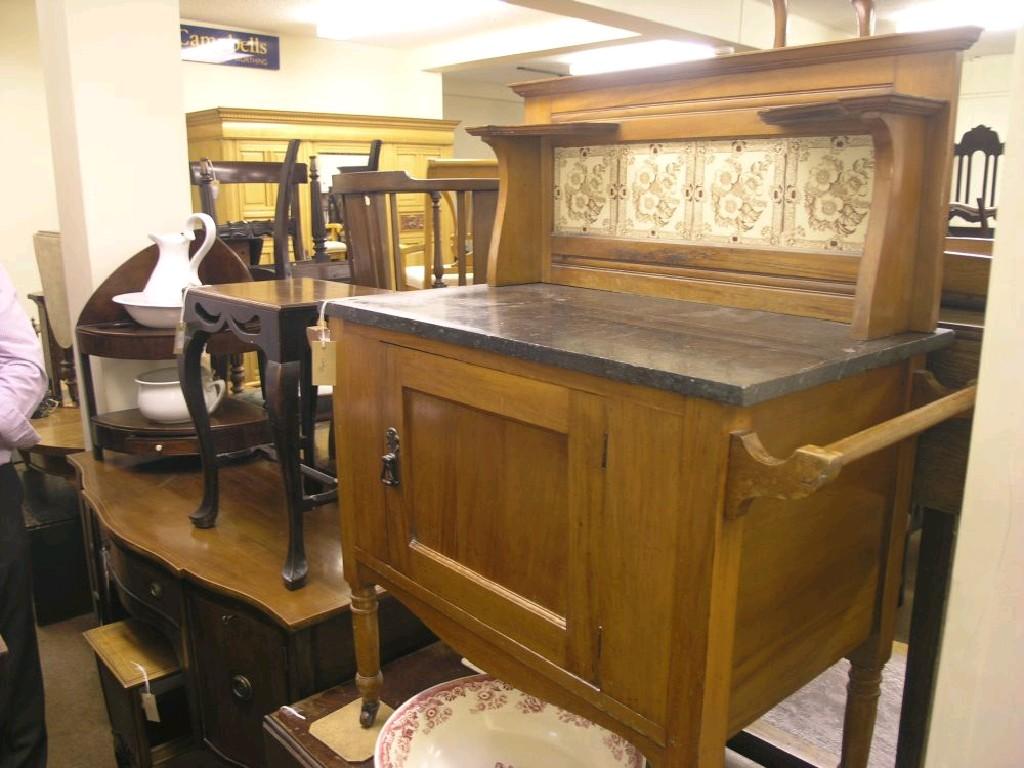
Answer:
[383,345,603,676]
[189,590,289,767]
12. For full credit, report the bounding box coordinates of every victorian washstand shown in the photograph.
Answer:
[328,27,980,768]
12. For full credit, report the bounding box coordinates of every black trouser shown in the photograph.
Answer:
[0,462,46,768]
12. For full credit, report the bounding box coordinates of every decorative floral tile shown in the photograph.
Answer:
[617,142,693,240]
[782,135,875,252]
[692,138,786,247]
[553,146,618,235]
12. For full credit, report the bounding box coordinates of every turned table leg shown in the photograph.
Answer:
[351,586,383,727]
[264,359,308,589]
[179,328,219,528]
[840,654,885,768]
[229,353,246,395]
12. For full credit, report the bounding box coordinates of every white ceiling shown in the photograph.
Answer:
[178,0,1015,84]
[179,0,615,47]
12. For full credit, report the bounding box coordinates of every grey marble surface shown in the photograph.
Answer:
[326,284,953,406]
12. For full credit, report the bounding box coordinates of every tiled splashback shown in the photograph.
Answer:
[553,136,875,253]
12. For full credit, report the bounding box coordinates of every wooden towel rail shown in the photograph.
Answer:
[727,373,976,517]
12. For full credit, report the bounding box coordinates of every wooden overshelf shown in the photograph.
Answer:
[760,94,948,127]
[466,122,619,138]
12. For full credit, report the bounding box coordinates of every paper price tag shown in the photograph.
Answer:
[141,691,161,723]
[307,324,336,386]
[134,662,160,723]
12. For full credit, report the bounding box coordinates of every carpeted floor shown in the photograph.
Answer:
[761,648,906,767]
[36,609,904,768]
[36,613,116,768]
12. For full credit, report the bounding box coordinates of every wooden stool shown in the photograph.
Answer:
[84,619,193,768]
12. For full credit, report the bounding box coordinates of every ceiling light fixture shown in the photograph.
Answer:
[889,0,1024,32]
[563,40,716,77]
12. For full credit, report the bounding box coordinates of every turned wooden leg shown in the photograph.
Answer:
[62,356,78,405]
[265,359,308,589]
[840,656,885,768]
[351,586,383,727]
[179,328,219,528]
[229,353,246,395]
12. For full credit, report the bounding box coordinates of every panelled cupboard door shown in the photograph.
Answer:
[381,344,605,681]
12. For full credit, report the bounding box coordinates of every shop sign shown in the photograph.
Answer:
[180,24,280,70]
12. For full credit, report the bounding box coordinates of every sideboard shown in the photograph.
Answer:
[73,453,433,767]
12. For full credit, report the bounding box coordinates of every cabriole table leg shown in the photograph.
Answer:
[264,358,308,589]
[178,327,218,528]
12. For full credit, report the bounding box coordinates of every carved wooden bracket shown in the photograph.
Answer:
[468,123,619,286]
[725,370,976,518]
[761,95,949,340]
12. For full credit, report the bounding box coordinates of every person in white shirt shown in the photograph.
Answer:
[0,265,49,768]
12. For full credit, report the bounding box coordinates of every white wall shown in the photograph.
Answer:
[443,77,525,159]
[740,0,850,48]
[0,0,59,317]
[181,21,442,119]
[957,54,1015,141]
[925,31,1024,768]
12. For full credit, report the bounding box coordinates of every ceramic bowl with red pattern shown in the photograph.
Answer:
[374,674,644,768]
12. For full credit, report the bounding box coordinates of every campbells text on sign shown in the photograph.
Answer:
[180,24,280,70]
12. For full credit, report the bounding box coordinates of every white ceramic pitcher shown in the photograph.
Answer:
[142,212,216,307]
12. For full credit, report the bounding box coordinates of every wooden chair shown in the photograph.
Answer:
[333,170,498,291]
[31,231,77,405]
[190,139,312,279]
[948,124,1004,238]
[310,140,383,262]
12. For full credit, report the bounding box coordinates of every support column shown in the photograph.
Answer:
[36,0,191,420]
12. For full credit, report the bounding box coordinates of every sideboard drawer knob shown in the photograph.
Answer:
[148,582,163,599]
[230,674,254,702]
[221,613,237,626]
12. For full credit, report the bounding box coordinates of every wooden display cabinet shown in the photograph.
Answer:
[185,108,459,263]
[328,26,982,768]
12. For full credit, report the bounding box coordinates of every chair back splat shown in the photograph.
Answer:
[333,170,498,291]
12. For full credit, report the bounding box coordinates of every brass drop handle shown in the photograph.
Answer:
[230,674,254,702]
[380,427,401,487]
[148,582,163,599]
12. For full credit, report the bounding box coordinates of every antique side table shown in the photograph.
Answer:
[179,279,387,588]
